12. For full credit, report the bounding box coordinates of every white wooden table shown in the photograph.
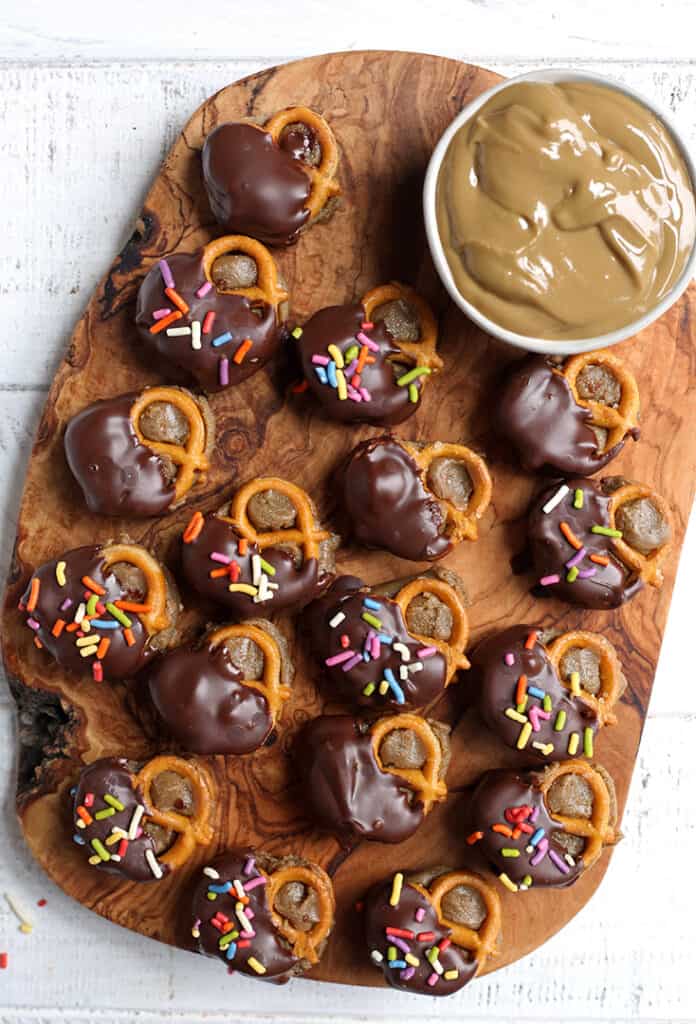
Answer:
[1,2,695,1021]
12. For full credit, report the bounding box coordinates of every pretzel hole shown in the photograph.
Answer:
[546,774,593,859]
[379,728,427,770]
[440,885,488,930]
[223,635,264,680]
[211,252,258,292]
[107,562,146,601]
[576,363,621,408]
[273,880,321,935]
[427,458,473,512]
[279,122,321,167]
[615,498,670,556]
[405,592,453,642]
[247,489,297,531]
[143,770,194,854]
[373,299,421,344]
[559,647,601,697]
[138,401,190,447]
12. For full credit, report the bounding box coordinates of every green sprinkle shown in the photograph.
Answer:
[573,488,584,509]
[543,694,553,712]
[362,682,376,696]
[106,603,131,628]
[584,727,594,757]
[94,807,115,820]
[566,566,579,583]
[218,930,239,949]
[426,947,439,965]
[344,343,359,363]
[291,326,303,339]
[516,696,528,714]
[408,383,419,403]
[554,710,567,732]
[259,558,276,576]
[206,892,217,901]
[591,525,622,538]
[103,794,125,811]
[522,875,533,888]
[387,945,398,961]
[90,838,110,862]
[86,594,99,616]
[501,848,520,858]
[396,366,432,387]
[361,611,382,630]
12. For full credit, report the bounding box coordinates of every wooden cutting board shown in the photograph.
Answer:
[2,50,695,988]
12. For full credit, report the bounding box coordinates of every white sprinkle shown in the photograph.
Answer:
[370,949,384,964]
[329,611,346,628]
[110,854,122,863]
[233,879,246,900]
[431,958,444,976]
[393,642,410,662]
[254,575,272,603]
[408,661,423,673]
[267,582,279,591]
[399,665,409,681]
[203,866,220,880]
[251,554,261,586]
[542,484,570,514]
[145,848,164,879]
[73,602,86,624]
[565,854,576,867]
[191,320,201,350]
[166,326,192,337]
[128,804,145,840]
[519,883,529,891]
[4,893,33,932]
[76,819,86,829]
[110,826,128,840]
[236,902,253,933]
[526,845,534,854]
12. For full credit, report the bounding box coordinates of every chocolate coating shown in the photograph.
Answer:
[529,478,644,608]
[135,251,283,392]
[465,769,587,888]
[364,876,477,995]
[305,576,447,709]
[20,545,152,680]
[72,758,167,883]
[342,437,449,561]
[474,626,599,762]
[64,393,175,517]
[180,513,326,617]
[147,642,273,755]
[298,303,424,425]
[299,716,425,843]
[201,123,311,246]
[191,850,307,982]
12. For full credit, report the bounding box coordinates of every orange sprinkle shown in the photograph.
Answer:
[149,309,182,334]
[26,577,40,612]
[183,510,204,543]
[33,636,43,649]
[238,538,248,556]
[233,338,253,365]
[512,826,523,839]
[356,345,369,373]
[515,674,528,705]
[559,521,583,550]
[492,823,513,837]
[81,575,106,596]
[202,310,216,334]
[291,379,309,394]
[96,636,111,660]
[209,567,230,579]
[66,622,80,633]
[524,630,537,650]
[164,286,190,315]
[51,618,66,638]
[466,831,483,845]
[590,553,610,566]
[77,806,93,825]
[114,601,151,613]
[123,628,135,648]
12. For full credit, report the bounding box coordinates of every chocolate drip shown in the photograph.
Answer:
[135,251,282,392]
[64,393,174,517]
[202,123,311,246]
[342,437,449,561]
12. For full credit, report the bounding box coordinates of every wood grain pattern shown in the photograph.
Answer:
[1,50,695,990]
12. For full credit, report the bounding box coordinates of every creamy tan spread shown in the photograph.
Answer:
[436,81,695,340]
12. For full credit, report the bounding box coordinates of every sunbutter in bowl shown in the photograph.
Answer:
[424,70,696,354]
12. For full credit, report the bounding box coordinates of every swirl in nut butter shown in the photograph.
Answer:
[436,81,695,340]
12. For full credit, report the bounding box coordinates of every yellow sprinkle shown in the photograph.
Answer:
[81,619,91,633]
[336,367,347,400]
[405,953,420,967]
[570,671,580,695]
[378,680,389,695]
[56,560,67,586]
[389,872,404,907]
[584,727,594,757]
[568,732,580,756]
[498,873,518,893]
[76,634,99,647]
[516,721,532,750]
[88,855,101,865]
[532,741,554,756]
[20,923,32,935]
[79,645,99,658]
[327,343,344,369]
[444,969,459,980]
[505,708,527,724]
[227,583,258,596]
[247,956,266,975]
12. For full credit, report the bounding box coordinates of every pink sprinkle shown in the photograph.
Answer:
[312,354,330,365]
[347,386,363,402]
[370,635,381,659]
[417,646,437,658]
[60,598,73,611]
[344,359,358,377]
[27,618,40,630]
[159,259,175,289]
[342,652,363,672]
[196,281,213,298]
[401,966,416,981]
[415,907,425,923]
[529,805,540,823]
[359,387,372,401]
[537,709,551,720]
[152,307,172,320]
[326,650,356,667]
[528,707,541,733]
[360,321,374,330]
[539,574,560,586]
[356,331,379,352]
[578,567,597,579]
[363,629,375,655]
[210,552,231,565]
[244,876,266,892]
[245,908,255,920]
[202,310,216,334]
[219,357,230,387]
[548,848,571,874]
[243,856,256,876]
[565,546,587,569]
[504,652,515,666]
[427,972,439,987]
[239,930,256,939]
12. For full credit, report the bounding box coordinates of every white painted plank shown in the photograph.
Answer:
[0,709,693,1020]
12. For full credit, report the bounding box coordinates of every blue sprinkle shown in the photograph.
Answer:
[327,360,338,388]
[73,834,86,845]
[530,827,545,847]
[363,597,381,611]
[208,882,233,895]
[225,943,237,960]
[389,960,407,969]
[69,787,77,796]
[528,686,545,699]
[212,331,233,348]
[377,634,393,645]
[89,619,120,629]
[384,668,405,704]
[314,366,328,384]
[362,651,371,661]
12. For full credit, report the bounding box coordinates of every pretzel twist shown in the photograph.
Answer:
[401,440,492,542]
[201,234,288,313]
[226,477,331,564]
[608,483,671,587]
[393,577,470,679]
[563,351,640,452]
[370,714,447,812]
[411,871,500,969]
[264,106,340,223]
[205,623,291,724]
[101,543,171,634]
[539,760,619,869]
[361,282,442,373]
[547,630,623,726]
[266,862,336,964]
[130,387,209,505]
[135,755,214,871]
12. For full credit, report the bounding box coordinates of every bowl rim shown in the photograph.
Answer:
[423,66,696,355]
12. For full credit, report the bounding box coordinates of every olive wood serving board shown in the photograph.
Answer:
[2,50,695,989]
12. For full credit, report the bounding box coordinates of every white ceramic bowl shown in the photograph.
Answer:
[423,68,696,355]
